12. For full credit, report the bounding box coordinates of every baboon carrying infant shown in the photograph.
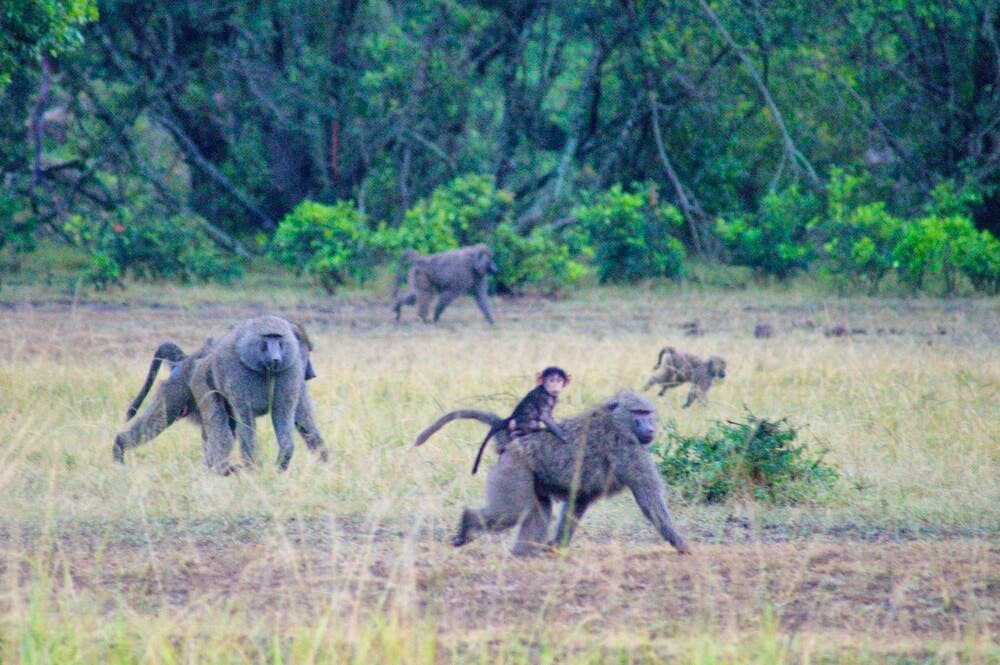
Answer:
[114,316,328,474]
[414,390,689,556]
[392,244,498,324]
[643,346,727,408]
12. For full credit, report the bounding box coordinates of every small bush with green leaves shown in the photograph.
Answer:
[573,182,686,283]
[378,174,515,255]
[954,228,1000,295]
[816,170,903,292]
[490,222,589,295]
[270,200,372,293]
[651,414,838,505]
[716,183,818,278]
[893,214,978,294]
[62,210,242,289]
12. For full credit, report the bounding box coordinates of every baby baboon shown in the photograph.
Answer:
[115,321,325,471]
[190,315,327,474]
[113,338,215,463]
[470,366,570,475]
[414,390,689,556]
[392,244,498,324]
[643,346,726,408]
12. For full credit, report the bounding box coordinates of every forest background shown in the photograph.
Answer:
[2,0,999,295]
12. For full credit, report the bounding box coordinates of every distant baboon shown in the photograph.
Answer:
[469,366,570,475]
[115,321,325,471]
[392,244,498,324]
[190,315,327,474]
[642,346,726,408]
[414,390,689,556]
[753,323,774,339]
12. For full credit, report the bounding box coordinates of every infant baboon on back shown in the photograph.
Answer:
[392,244,498,324]
[643,346,726,408]
[414,390,689,556]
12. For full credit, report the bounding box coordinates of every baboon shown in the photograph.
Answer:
[113,338,215,463]
[753,323,774,339]
[392,244,498,324]
[470,366,570,475]
[642,346,726,408]
[114,321,326,471]
[190,315,327,474]
[414,390,690,556]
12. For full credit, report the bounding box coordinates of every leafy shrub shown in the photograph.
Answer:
[269,200,371,293]
[573,183,686,283]
[491,222,589,295]
[954,228,1000,295]
[893,214,978,294]
[651,414,838,505]
[816,170,903,292]
[380,174,514,254]
[62,211,242,289]
[716,184,818,278]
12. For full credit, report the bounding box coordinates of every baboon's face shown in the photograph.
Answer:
[610,397,659,446]
[256,333,290,372]
[710,357,727,379]
[474,248,498,276]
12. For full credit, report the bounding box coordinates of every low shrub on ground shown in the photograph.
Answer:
[652,414,838,505]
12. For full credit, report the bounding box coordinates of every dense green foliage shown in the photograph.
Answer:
[652,415,839,505]
[2,0,998,294]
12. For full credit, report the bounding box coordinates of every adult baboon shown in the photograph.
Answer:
[392,244,498,324]
[114,321,326,471]
[414,390,689,556]
[642,346,726,408]
[190,315,327,474]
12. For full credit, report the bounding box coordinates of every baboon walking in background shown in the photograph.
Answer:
[643,346,727,408]
[190,315,328,474]
[392,244,498,324]
[414,390,690,556]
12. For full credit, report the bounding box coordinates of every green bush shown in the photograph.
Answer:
[816,170,903,292]
[893,214,978,294]
[716,184,818,278]
[955,228,1000,295]
[381,174,514,254]
[491,222,589,295]
[573,183,686,283]
[651,415,838,505]
[62,211,242,289]
[269,200,372,293]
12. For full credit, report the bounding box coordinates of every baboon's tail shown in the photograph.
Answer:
[125,342,185,421]
[413,409,503,447]
[392,249,420,299]
[652,346,670,370]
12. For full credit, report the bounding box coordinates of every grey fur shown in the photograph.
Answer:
[113,338,215,463]
[642,346,727,408]
[190,315,328,474]
[413,390,690,556]
[392,244,498,324]
[114,320,326,471]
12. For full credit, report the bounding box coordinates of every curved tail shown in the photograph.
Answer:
[126,342,186,420]
[413,409,502,447]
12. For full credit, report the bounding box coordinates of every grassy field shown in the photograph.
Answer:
[0,279,997,663]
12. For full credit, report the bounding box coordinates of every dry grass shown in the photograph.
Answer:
[0,281,997,662]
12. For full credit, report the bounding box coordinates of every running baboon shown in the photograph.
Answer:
[190,315,327,474]
[392,244,498,324]
[642,346,726,408]
[115,321,326,471]
[414,390,690,556]
[470,366,570,475]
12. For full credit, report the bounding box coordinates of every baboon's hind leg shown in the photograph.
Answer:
[452,451,536,547]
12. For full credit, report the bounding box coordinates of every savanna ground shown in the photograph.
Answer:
[0,275,997,663]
